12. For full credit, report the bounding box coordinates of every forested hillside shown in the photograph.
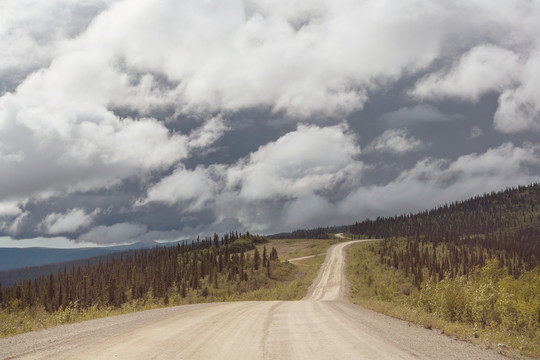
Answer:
[0,232,277,314]
[350,183,540,239]
[350,183,539,280]
[346,183,540,356]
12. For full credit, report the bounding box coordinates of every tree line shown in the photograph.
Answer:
[350,183,540,239]
[346,184,540,349]
[0,232,278,312]
[376,226,539,290]
[353,184,540,285]
[270,225,348,239]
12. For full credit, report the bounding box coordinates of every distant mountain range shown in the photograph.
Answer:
[0,240,186,286]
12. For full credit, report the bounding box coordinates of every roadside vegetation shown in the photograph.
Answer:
[346,184,540,358]
[261,237,341,260]
[0,235,337,337]
[347,241,539,358]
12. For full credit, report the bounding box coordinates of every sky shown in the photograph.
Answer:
[1,0,539,248]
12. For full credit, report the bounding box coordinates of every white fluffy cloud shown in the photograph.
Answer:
[366,129,427,155]
[0,90,189,204]
[3,0,540,129]
[411,45,522,102]
[38,208,98,235]
[188,116,230,150]
[0,0,118,88]
[78,222,147,245]
[143,123,362,207]
[1,0,540,244]
[0,54,227,208]
[494,51,540,133]
[227,123,362,200]
[0,201,23,217]
[142,166,220,211]
[142,123,364,231]
[410,42,540,133]
[29,0,494,119]
[340,142,540,218]
[141,139,540,234]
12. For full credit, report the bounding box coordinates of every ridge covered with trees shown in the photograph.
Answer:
[350,183,540,238]
[351,183,540,282]
[346,183,540,356]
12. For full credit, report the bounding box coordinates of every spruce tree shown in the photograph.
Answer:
[262,246,268,268]
[270,247,278,261]
[254,248,261,270]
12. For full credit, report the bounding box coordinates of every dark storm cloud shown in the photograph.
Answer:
[1,0,540,246]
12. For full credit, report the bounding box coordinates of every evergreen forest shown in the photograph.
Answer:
[350,183,540,282]
[0,232,278,314]
[346,183,540,355]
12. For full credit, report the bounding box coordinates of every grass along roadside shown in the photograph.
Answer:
[1,238,335,337]
[345,241,540,359]
[256,238,342,260]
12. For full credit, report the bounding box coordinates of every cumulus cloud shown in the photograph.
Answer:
[0,201,23,217]
[3,0,540,127]
[78,222,147,245]
[141,123,364,232]
[411,45,522,102]
[1,0,540,244]
[45,0,476,119]
[366,129,427,155]
[141,166,219,211]
[340,142,540,218]
[188,116,230,149]
[140,140,540,234]
[143,123,362,207]
[494,51,540,133]
[38,208,99,235]
[409,42,540,133]
[0,86,189,206]
[227,123,362,200]
[0,0,118,91]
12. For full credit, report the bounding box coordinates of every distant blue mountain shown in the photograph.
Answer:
[0,240,184,272]
[0,240,187,286]
[0,247,117,272]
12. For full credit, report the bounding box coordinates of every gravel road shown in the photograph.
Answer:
[0,240,508,359]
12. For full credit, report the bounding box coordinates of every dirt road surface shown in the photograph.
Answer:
[0,240,507,359]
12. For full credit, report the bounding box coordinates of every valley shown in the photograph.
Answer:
[0,241,506,360]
